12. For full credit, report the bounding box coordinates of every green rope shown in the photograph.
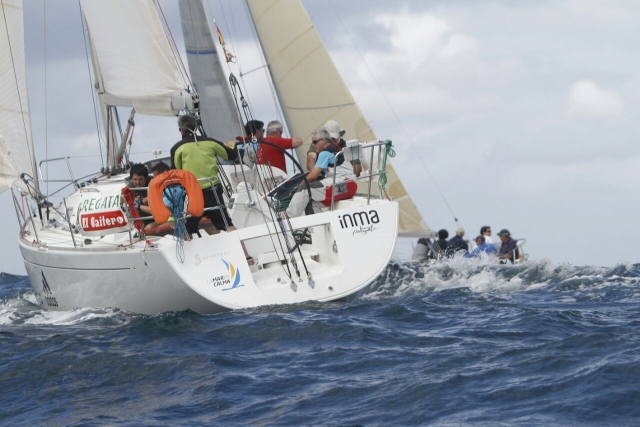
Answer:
[268,195,292,212]
[378,139,395,194]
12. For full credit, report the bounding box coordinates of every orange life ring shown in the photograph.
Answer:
[147,169,204,224]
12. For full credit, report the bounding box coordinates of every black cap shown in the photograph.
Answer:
[475,235,485,243]
[497,228,510,237]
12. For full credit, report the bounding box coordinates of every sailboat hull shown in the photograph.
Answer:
[19,199,398,314]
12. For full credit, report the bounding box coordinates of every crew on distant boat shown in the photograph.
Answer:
[464,235,497,258]
[258,120,302,173]
[497,229,519,263]
[129,163,153,227]
[480,225,493,243]
[436,229,449,254]
[412,237,430,261]
[286,129,355,218]
[412,235,443,261]
[446,227,469,257]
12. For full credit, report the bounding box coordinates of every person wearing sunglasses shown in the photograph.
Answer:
[286,129,355,218]
[480,225,493,243]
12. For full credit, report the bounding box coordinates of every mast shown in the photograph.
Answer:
[178,0,241,141]
[245,0,430,237]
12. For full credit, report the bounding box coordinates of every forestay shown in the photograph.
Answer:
[0,0,37,194]
[80,0,190,115]
[246,0,430,236]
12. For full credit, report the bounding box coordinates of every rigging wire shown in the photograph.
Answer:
[211,15,309,280]
[77,0,105,169]
[155,0,194,91]
[238,0,288,131]
[43,0,48,196]
[326,0,462,227]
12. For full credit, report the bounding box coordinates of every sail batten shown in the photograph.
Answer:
[246,0,430,235]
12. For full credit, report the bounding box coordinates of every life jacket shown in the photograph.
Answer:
[318,141,357,206]
[147,169,204,224]
[318,141,345,180]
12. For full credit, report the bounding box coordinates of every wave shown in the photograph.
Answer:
[2,260,639,325]
[363,258,640,302]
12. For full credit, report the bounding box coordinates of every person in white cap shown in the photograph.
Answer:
[307,120,361,176]
[287,128,355,217]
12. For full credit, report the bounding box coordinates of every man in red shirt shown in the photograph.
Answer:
[258,120,302,173]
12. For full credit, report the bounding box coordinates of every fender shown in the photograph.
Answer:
[147,170,204,224]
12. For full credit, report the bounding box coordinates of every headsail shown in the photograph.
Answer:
[80,0,192,116]
[245,0,429,236]
[178,0,241,141]
[0,0,37,194]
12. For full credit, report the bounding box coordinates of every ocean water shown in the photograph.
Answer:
[1,259,640,426]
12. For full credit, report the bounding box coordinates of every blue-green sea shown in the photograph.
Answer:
[2,259,639,426]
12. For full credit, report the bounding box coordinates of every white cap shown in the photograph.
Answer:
[324,120,345,139]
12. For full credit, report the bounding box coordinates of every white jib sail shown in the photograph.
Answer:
[246,0,429,236]
[80,0,189,115]
[0,0,37,195]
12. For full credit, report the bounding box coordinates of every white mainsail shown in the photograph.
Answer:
[0,0,37,194]
[245,0,430,236]
[80,0,191,116]
[178,0,241,141]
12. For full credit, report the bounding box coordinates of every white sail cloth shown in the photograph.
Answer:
[246,0,430,236]
[0,0,36,194]
[80,0,190,115]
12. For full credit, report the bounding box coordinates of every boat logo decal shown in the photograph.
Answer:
[77,190,129,236]
[206,259,245,291]
[38,272,59,307]
[194,250,231,266]
[338,209,381,236]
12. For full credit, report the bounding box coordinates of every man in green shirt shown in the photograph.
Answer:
[170,115,235,235]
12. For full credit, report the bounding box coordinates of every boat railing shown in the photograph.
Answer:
[38,157,77,187]
[329,140,389,211]
[126,177,231,241]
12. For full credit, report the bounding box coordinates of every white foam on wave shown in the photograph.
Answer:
[366,258,640,300]
[24,307,127,326]
[0,293,39,325]
[0,292,132,326]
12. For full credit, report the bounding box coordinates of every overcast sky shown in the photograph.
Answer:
[2,0,639,274]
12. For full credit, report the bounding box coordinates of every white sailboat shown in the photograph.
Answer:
[1,0,407,314]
